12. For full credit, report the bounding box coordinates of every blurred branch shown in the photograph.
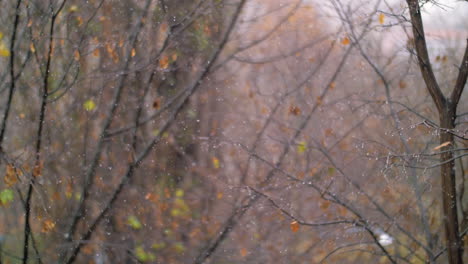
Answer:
[65,1,247,263]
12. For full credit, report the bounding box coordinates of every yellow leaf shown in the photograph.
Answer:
[212,157,220,169]
[297,141,307,153]
[341,37,350,45]
[30,43,36,53]
[0,32,3,40]
[379,13,385,25]
[290,221,300,232]
[69,5,78,12]
[433,141,451,151]
[0,42,10,57]
[131,48,136,57]
[83,99,96,111]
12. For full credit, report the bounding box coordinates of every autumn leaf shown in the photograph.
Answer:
[131,48,136,57]
[378,13,385,25]
[0,189,14,205]
[433,141,451,151]
[33,161,43,177]
[297,141,307,154]
[290,220,300,232]
[76,16,83,26]
[240,248,248,257]
[135,246,156,262]
[93,48,100,57]
[42,219,56,232]
[30,43,36,53]
[341,36,350,45]
[159,55,170,69]
[152,98,161,109]
[212,157,220,169]
[320,200,330,210]
[329,82,336,90]
[316,96,323,106]
[289,105,301,116]
[83,99,96,111]
[128,215,143,230]
[69,5,78,12]
[74,50,80,61]
[0,42,10,57]
[399,80,407,89]
[4,164,18,187]
[175,189,184,197]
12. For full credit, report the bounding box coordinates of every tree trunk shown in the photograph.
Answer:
[440,106,463,264]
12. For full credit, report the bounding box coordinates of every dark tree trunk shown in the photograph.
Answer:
[406,1,467,263]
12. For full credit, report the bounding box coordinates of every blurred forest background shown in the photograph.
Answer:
[0,0,466,263]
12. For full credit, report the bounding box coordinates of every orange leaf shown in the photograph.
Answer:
[341,37,350,45]
[159,55,169,69]
[74,50,80,61]
[240,248,248,257]
[290,221,300,232]
[131,48,136,57]
[378,13,385,25]
[42,219,56,232]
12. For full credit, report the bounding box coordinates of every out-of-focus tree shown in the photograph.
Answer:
[0,0,466,263]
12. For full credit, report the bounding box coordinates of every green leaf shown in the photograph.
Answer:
[83,99,96,111]
[135,246,156,262]
[152,242,166,250]
[173,242,185,254]
[0,189,14,205]
[328,167,336,175]
[128,215,142,230]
